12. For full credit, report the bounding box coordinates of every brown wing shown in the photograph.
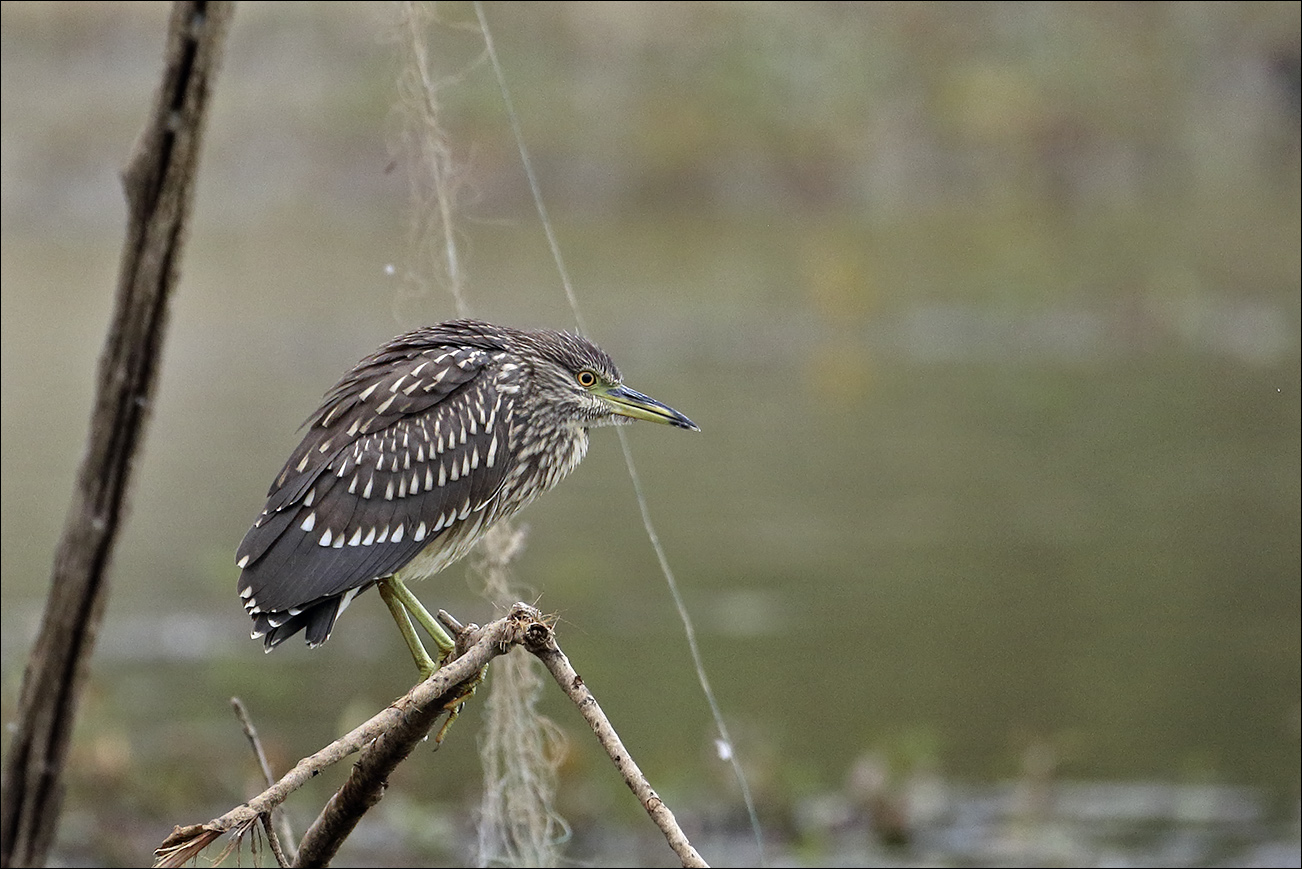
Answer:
[236,329,521,647]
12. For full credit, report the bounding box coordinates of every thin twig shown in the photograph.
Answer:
[259,814,291,869]
[231,697,278,787]
[524,620,710,868]
[231,697,294,867]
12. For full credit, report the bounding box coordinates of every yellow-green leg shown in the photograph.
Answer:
[376,575,483,746]
[377,576,454,680]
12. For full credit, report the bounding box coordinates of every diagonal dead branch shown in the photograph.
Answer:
[155,603,709,868]
[153,606,537,868]
[0,4,233,867]
[524,620,710,868]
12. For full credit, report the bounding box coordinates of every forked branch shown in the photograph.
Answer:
[153,603,708,868]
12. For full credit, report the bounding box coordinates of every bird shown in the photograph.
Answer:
[235,318,698,677]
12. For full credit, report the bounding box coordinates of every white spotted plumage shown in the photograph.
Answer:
[235,318,628,651]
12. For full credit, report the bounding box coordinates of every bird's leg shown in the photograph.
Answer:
[377,578,446,680]
[377,577,485,747]
[384,575,457,655]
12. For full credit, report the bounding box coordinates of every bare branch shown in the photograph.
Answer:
[231,697,294,867]
[0,4,232,867]
[524,621,710,868]
[156,604,710,868]
[154,606,536,869]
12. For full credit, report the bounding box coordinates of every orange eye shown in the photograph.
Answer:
[576,370,598,388]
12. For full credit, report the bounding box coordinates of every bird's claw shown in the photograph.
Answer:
[431,664,488,748]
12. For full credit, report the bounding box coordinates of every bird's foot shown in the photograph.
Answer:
[431,663,488,748]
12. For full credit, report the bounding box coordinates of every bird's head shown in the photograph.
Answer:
[522,328,699,432]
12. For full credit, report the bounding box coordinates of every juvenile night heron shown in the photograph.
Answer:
[236,318,697,677]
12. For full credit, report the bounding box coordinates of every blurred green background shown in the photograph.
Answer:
[2,2,1299,866]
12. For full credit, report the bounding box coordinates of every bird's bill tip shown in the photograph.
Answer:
[602,385,699,431]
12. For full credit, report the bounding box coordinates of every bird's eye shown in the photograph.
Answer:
[576,369,598,388]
